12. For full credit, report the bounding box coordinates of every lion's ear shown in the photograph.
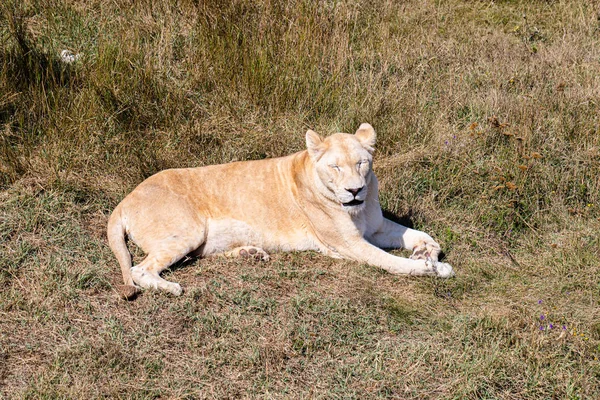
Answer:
[306,129,326,160]
[355,123,376,152]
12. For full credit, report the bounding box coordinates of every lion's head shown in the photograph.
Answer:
[306,123,376,213]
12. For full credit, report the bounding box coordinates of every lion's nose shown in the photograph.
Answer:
[346,187,364,197]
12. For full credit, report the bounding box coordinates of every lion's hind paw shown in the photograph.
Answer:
[238,246,270,262]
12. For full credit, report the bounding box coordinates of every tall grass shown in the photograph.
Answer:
[1,0,599,398]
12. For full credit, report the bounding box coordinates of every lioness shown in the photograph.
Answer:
[108,123,454,298]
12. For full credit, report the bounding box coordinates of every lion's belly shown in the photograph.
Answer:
[200,218,319,256]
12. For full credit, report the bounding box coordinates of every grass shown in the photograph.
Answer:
[1,0,600,398]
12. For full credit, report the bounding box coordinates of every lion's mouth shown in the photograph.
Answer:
[342,199,364,207]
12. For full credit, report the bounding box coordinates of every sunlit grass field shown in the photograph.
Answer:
[1,0,599,398]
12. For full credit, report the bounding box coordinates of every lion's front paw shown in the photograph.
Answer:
[427,258,455,278]
[410,238,442,261]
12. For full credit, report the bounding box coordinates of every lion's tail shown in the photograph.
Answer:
[107,205,138,298]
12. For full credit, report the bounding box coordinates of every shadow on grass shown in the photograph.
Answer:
[168,255,200,274]
[382,208,415,229]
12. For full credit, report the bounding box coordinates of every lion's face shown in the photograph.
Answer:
[306,124,376,213]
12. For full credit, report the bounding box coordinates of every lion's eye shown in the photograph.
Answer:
[330,164,341,171]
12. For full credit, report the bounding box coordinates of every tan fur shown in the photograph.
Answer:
[107,123,454,297]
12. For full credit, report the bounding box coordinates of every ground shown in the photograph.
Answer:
[1,0,599,398]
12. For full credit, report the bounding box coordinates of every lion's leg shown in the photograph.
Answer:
[131,257,182,296]
[368,218,442,261]
[336,234,453,278]
[131,239,203,296]
[222,246,270,261]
